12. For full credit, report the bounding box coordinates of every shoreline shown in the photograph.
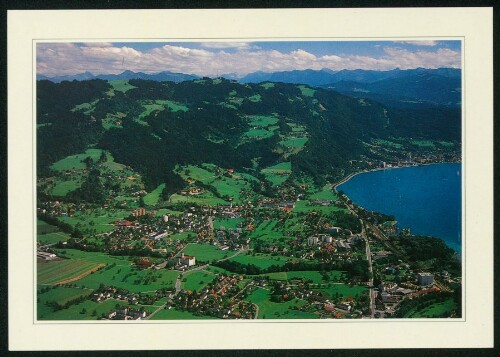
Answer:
[332,161,462,253]
[333,161,461,191]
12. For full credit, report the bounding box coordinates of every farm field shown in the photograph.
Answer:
[181,271,216,292]
[244,287,317,319]
[72,262,179,293]
[169,191,227,205]
[37,231,71,245]
[248,220,287,242]
[263,270,345,284]
[37,259,105,285]
[293,200,347,214]
[181,243,229,263]
[229,252,292,269]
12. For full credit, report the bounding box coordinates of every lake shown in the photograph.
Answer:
[337,163,462,253]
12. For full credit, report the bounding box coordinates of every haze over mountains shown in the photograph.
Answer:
[38,67,460,109]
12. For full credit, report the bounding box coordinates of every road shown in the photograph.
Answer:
[146,247,248,320]
[342,198,376,318]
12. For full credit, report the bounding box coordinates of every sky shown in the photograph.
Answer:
[37,40,461,78]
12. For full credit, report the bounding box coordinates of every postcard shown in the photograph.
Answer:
[7,8,493,350]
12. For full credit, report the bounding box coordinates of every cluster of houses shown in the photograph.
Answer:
[107,307,148,320]
[172,274,256,319]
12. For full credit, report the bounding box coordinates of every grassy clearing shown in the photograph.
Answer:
[248,94,262,102]
[71,99,99,115]
[261,162,291,173]
[156,100,189,112]
[181,243,229,263]
[298,85,316,97]
[260,83,275,89]
[286,123,306,132]
[181,271,216,292]
[169,192,227,206]
[37,259,104,285]
[249,220,287,242]
[102,113,125,130]
[213,218,244,230]
[261,162,291,186]
[229,253,292,269]
[38,286,92,306]
[108,79,137,93]
[308,184,338,201]
[37,297,156,320]
[156,208,183,216]
[262,271,344,284]
[373,139,403,149]
[293,200,347,214]
[438,141,455,147]
[411,140,435,147]
[74,264,179,293]
[244,287,317,319]
[176,164,254,203]
[49,178,84,197]
[404,298,457,318]
[37,231,71,245]
[59,208,131,234]
[143,183,165,206]
[247,115,279,127]
[50,149,104,171]
[280,137,308,148]
[37,219,60,234]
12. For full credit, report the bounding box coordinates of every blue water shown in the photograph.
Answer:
[338,163,462,253]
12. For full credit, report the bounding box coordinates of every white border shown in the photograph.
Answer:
[8,8,493,350]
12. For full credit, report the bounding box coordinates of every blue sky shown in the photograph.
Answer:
[37,40,461,77]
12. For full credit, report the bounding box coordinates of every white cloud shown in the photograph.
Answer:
[396,40,438,46]
[199,42,252,49]
[36,42,461,78]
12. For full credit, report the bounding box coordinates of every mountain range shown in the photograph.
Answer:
[38,67,460,109]
[37,70,199,83]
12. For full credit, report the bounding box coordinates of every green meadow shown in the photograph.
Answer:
[244,287,317,319]
[50,149,104,171]
[181,243,229,263]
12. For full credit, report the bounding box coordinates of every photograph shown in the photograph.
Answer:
[7,8,493,350]
[35,40,463,321]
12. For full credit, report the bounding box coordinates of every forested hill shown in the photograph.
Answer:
[37,77,461,194]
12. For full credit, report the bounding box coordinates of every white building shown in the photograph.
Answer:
[307,236,319,246]
[177,253,196,267]
[417,272,434,286]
